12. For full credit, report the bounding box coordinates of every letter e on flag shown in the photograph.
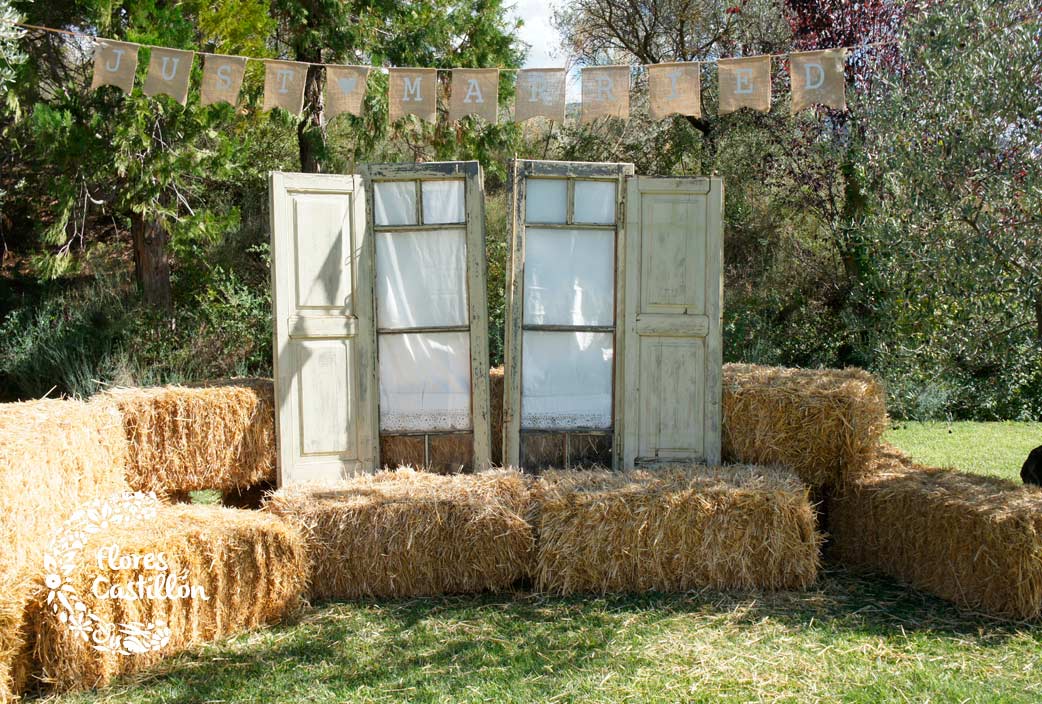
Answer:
[718,56,771,114]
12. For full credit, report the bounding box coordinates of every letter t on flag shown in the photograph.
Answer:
[790,49,847,112]
[718,56,772,114]
[200,55,247,107]
[262,60,308,115]
[449,68,499,123]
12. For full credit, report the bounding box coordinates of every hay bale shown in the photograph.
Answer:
[97,378,276,494]
[722,364,887,488]
[0,398,129,700]
[828,446,1042,620]
[531,466,821,595]
[32,503,307,692]
[266,469,534,599]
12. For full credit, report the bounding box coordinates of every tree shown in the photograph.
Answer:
[0,0,27,94]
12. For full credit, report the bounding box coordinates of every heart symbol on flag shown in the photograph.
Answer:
[337,77,357,95]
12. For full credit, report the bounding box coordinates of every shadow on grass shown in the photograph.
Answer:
[34,566,1042,703]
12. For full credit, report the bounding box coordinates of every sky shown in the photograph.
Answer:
[509,0,582,100]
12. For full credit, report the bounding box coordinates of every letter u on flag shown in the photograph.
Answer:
[200,55,247,107]
[325,65,369,121]
[514,69,566,122]
[648,62,701,120]
[581,65,630,123]
[389,68,437,123]
[143,47,194,105]
[449,69,499,123]
[262,60,308,115]
[91,40,140,94]
[718,56,771,114]
[790,49,847,112]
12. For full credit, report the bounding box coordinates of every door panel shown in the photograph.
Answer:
[270,172,376,485]
[621,177,722,468]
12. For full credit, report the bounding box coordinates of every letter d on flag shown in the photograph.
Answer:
[790,49,847,112]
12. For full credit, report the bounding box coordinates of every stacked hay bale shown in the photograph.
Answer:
[267,469,534,599]
[531,466,821,595]
[0,399,129,700]
[829,446,1042,620]
[97,379,276,499]
[31,503,308,691]
[722,364,887,488]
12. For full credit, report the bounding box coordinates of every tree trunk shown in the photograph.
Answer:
[1035,290,1042,349]
[297,61,326,173]
[130,212,172,309]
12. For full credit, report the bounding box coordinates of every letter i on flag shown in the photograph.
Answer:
[647,62,701,120]
[449,68,499,123]
[200,55,247,107]
[718,56,772,114]
[91,40,140,94]
[143,47,194,105]
[389,68,437,122]
[262,60,308,115]
[790,49,847,112]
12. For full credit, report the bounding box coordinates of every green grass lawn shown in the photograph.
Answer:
[35,423,1042,704]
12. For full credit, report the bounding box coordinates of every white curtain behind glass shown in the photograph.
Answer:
[379,332,472,432]
[521,331,613,429]
[523,228,614,326]
[376,229,468,328]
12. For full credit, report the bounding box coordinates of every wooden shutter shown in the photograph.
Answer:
[618,177,723,468]
[362,161,492,471]
[269,172,377,485]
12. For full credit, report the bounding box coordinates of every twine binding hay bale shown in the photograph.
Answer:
[97,378,276,495]
[828,445,1042,620]
[32,503,307,692]
[722,364,887,488]
[267,469,534,599]
[0,398,129,700]
[531,466,821,595]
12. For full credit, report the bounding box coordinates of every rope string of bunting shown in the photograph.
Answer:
[12,20,869,122]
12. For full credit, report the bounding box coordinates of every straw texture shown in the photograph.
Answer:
[828,445,1042,620]
[32,504,307,692]
[267,469,534,599]
[722,364,887,488]
[0,398,129,701]
[531,466,821,595]
[97,378,276,494]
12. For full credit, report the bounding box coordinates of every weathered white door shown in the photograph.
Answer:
[619,177,723,468]
[269,172,377,485]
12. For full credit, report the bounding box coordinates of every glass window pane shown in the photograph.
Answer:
[421,180,465,224]
[524,228,614,326]
[379,332,472,432]
[525,178,567,223]
[522,331,613,430]
[573,180,617,224]
[376,229,467,329]
[374,180,417,226]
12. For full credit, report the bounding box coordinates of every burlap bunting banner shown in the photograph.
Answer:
[325,65,369,121]
[790,49,847,112]
[514,69,566,122]
[648,62,701,120]
[200,54,247,107]
[262,60,308,115]
[90,40,139,94]
[718,56,772,115]
[142,47,194,105]
[449,69,499,123]
[388,68,437,122]
[581,65,630,123]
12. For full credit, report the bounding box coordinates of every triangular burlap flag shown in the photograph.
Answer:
[90,40,140,94]
[648,62,701,120]
[200,54,247,107]
[581,65,630,123]
[325,65,369,121]
[718,56,772,115]
[514,69,566,122]
[262,60,308,115]
[449,69,499,123]
[790,49,847,112]
[142,47,194,105]
[388,68,437,123]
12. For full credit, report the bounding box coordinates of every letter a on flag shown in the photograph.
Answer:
[790,49,846,112]
[718,56,771,114]
[449,68,499,123]
[325,65,369,121]
[389,68,437,123]
[200,55,247,107]
[514,69,566,122]
[91,40,140,94]
[262,60,308,115]
[143,47,195,105]
[581,65,630,123]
